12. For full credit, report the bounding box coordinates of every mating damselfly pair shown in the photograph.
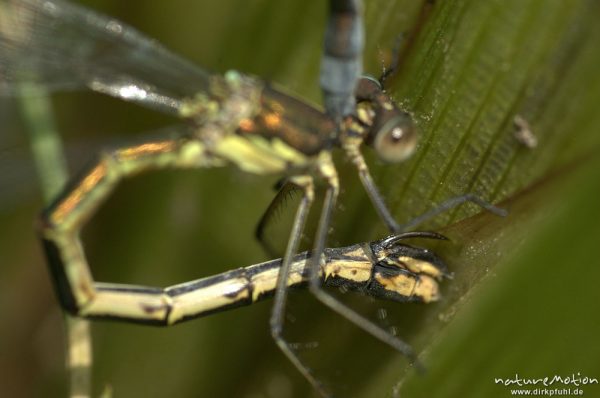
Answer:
[0,0,506,396]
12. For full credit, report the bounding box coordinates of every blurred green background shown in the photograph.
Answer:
[1,0,599,397]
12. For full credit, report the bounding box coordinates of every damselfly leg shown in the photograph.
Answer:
[255,180,304,259]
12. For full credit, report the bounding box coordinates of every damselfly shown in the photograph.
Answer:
[0,0,506,395]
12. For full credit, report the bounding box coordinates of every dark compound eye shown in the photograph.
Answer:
[373,113,417,163]
[355,76,418,162]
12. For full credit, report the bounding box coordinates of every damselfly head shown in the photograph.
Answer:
[355,77,417,163]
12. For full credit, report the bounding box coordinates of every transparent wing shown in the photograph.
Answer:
[0,0,210,115]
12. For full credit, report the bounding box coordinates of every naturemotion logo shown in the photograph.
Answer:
[494,373,598,388]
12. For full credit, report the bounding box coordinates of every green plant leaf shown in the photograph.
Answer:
[3,1,600,397]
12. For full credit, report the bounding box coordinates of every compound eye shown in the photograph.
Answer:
[373,114,418,163]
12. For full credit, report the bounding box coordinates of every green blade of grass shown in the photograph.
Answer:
[18,87,93,398]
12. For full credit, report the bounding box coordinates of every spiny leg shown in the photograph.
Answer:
[357,164,404,232]
[269,176,329,395]
[362,166,507,233]
[395,193,508,232]
[255,180,303,258]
